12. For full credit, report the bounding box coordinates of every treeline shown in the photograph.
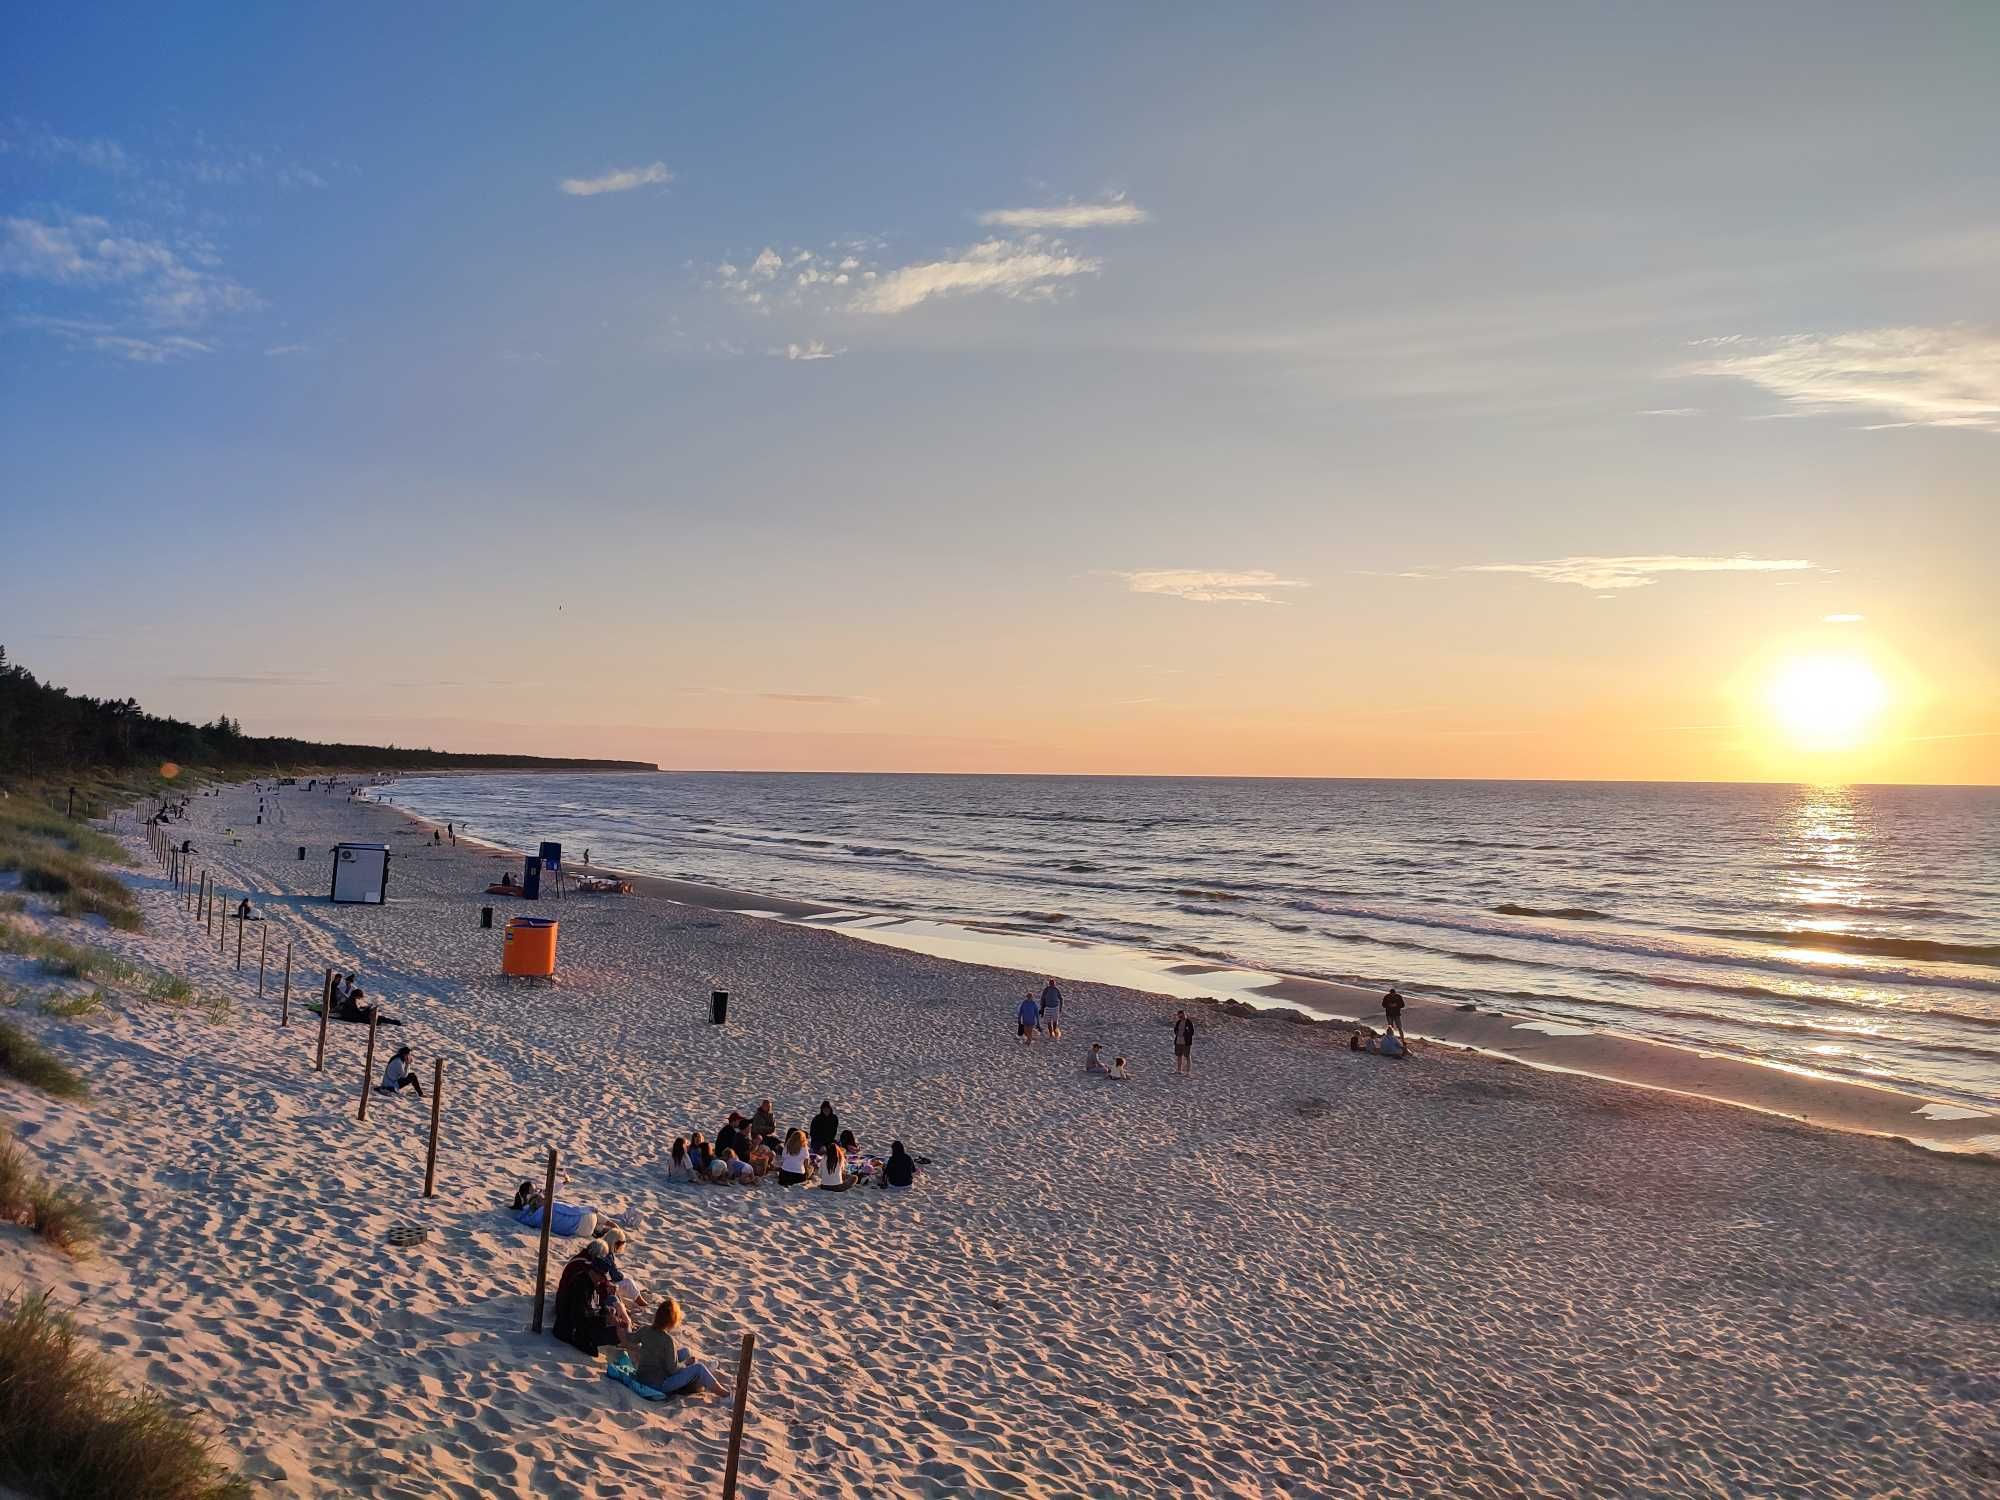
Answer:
[0,649,656,781]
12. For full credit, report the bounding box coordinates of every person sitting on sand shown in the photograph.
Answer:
[551,1239,628,1356]
[1016,993,1041,1045]
[714,1113,747,1160]
[883,1140,917,1189]
[378,1045,423,1098]
[665,1139,696,1184]
[500,870,515,889]
[1108,1055,1130,1080]
[819,1143,852,1192]
[778,1129,814,1186]
[1378,1030,1407,1059]
[837,1128,860,1157]
[1085,1043,1109,1074]
[809,1101,840,1159]
[511,1181,601,1239]
[750,1098,777,1143]
[337,985,401,1027]
[746,1137,776,1177]
[707,1151,737,1184]
[728,1149,756,1184]
[687,1132,713,1174]
[625,1297,726,1397]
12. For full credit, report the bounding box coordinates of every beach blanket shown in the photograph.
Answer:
[604,1352,674,1401]
[510,1202,595,1236]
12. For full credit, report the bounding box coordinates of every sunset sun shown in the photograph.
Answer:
[1767,654,1889,752]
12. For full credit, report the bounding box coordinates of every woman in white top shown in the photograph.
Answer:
[777,1128,814,1186]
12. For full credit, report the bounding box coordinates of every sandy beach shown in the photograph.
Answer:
[3,781,1998,1498]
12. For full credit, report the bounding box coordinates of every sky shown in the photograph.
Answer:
[2,3,1996,784]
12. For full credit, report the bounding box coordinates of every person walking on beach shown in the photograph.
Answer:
[1173,1010,1195,1075]
[1016,993,1042,1046]
[1039,978,1064,1039]
[1382,986,1406,1040]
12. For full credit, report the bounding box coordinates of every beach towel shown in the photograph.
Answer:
[605,1352,689,1401]
[511,1201,596,1237]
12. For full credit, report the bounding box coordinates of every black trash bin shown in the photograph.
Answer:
[298,846,306,861]
[710,990,729,1026]
[480,906,494,930]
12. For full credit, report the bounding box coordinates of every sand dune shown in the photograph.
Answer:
[1,783,1997,1496]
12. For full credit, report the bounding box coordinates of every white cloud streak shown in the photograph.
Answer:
[1460,555,1815,591]
[1110,569,1310,604]
[779,340,842,361]
[1685,326,2000,432]
[977,198,1150,231]
[852,237,1101,315]
[559,162,672,197]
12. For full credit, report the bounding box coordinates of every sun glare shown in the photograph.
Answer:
[1766,655,1888,752]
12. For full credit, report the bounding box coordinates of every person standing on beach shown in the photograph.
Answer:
[1382,986,1406,1040]
[1173,1011,1195,1075]
[1016,993,1042,1046]
[1039,978,1064,1038]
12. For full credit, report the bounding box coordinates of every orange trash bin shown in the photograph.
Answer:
[503,916,558,976]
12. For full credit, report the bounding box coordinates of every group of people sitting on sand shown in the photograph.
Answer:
[327,970,403,1027]
[1083,1042,1131,1079]
[663,1099,921,1192]
[520,1206,729,1399]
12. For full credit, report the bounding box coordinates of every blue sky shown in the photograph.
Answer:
[3,4,1996,780]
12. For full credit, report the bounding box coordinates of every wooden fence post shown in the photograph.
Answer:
[315,970,331,1071]
[531,1146,559,1333]
[721,1332,757,1500]
[280,943,292,1025]
[236,914,245,970]
[423,1059,444,1198]
[258,923,268,996]
[357,1011,380,1121]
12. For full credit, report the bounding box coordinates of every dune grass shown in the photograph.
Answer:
[0,893,25,915]
[0,1129,101,1259]
[37,991,103,1021]
[0,921,141,985]
[0,1290,248,1500]
[0,801,140,932]
[0,1018,87,1099]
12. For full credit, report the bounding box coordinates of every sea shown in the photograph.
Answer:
[372,773,2000,1110]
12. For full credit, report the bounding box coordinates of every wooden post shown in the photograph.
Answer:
[280,943,292,1025]
[315,970,331,1071]
[236,914,245,970]
[356,1011,380,1121]
[530,1146,559,1333]
[721,1332,756,1500]
[258,923,268,996]
[423,1058,444,1197]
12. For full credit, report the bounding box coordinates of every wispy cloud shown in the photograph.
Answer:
[0,124,132,174]
[757,692,875,705]
[1110,569,1310,604]
[1637,407,1700,417]
[713,234,1101,319]
[264,342,308,356]
[17,316,213,363]
[977,196,1150,231]
[853,237,1100,315]
[173,672,332,687]
[2,212,260,331]
[777,339,842,361]
[559,162,672,197]
[1461,555,1815,592]
[1684,327,2000,432]
[1823,613,1865,623]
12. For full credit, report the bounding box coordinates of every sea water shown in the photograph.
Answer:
[375,774,2000,1109]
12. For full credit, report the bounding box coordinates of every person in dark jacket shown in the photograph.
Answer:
[883,1141,916,1189]
[808,1101,839,1157]
[551,1240,627,1355]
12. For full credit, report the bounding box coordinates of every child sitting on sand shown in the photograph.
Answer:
[777,1129,814,1185]
[665,1139,696,1184]
[1108,1056,1130,1080]
[625,1298,726,1397]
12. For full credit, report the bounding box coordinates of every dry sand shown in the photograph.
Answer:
[2,782,1998,1498]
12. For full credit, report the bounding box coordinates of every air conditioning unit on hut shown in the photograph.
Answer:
[329,842,390,905]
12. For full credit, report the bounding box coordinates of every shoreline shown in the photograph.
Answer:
[368,787,2000,1159]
